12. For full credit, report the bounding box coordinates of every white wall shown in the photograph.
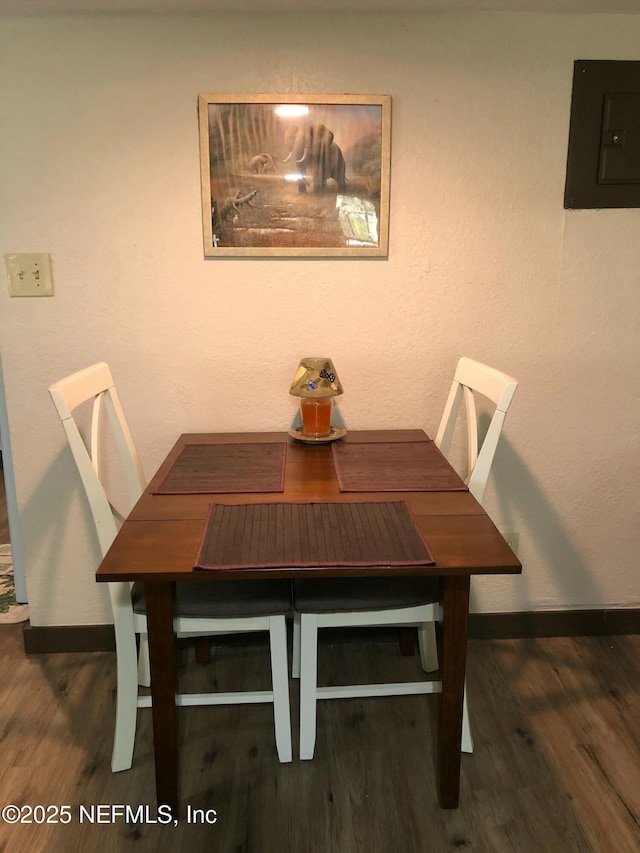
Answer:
[0,11,639,626]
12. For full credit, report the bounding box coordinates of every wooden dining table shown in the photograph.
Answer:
[96,429,521,813]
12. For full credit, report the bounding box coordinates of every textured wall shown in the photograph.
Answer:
[0,11,639,625]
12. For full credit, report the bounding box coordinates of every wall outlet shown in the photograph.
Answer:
[503,531,519,555]
[5,253,53,297]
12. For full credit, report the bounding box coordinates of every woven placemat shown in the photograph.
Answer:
[195,501,434,570]
[332,440,467,492]
[154,443,286,494]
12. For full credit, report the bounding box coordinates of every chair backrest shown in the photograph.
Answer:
[49,362,145,557]
[434,357,518,504]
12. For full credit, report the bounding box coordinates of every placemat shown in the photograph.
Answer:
[195,501,435,570]
[332,440,467,492]
[154,443,286,494]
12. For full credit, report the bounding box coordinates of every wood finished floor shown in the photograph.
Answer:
[0,624,638,852]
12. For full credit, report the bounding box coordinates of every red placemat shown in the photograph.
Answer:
[154,443,286,494]
[195,501,435,570]
[332,440,467,492]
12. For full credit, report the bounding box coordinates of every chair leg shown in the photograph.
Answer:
[111,629,139,772]
[299,613,319,760]
[269,616,292,763]
[418,622,439,673]
[137,633,151,687]
[399,627,417,656]
[292,611,301,679]
[461,683,474,753]
[194,636,211,664]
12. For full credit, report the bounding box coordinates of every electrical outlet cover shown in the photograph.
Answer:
[503,531,519,555]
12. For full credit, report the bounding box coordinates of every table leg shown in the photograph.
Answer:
[438,574,470,809]
[144,581,179,815]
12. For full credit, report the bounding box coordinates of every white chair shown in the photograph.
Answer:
[49,362,292,770]
[292,357,518,760]
[435,357,519,505]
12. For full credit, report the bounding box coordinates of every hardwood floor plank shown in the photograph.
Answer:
[0,624,638,851]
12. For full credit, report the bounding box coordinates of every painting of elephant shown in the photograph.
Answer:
[282,124,347,193]
[249,152,276,174]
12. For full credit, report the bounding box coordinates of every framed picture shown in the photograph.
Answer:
[198,93,391,258]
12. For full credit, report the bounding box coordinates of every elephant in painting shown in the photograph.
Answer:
[249,152,276,174]
[282,124,347,193]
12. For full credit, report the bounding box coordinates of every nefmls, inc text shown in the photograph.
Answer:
[78,804,218,825]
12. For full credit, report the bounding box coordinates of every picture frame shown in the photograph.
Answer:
[198,93,391,258]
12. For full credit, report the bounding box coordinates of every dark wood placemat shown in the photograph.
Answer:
[195,501,435,570]
[154,443,286,494]
[332,440,467,492]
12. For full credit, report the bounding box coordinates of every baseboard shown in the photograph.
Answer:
[468,608,640,639]
[22,623,115,654]
[21,608,640,655]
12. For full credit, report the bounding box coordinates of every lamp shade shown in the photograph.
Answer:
[289,357,343,398]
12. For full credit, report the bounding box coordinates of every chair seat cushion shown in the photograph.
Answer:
[132,580,292,619]
[293,576,439,614]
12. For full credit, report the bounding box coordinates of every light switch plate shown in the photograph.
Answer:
[5,253,53,297]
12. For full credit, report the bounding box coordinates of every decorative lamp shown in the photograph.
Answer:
[289,357,343,439]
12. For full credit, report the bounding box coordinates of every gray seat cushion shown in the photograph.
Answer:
[293,576,439,614]
[132,580,292,619]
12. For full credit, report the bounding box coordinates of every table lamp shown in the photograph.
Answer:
[289,357,343,439]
